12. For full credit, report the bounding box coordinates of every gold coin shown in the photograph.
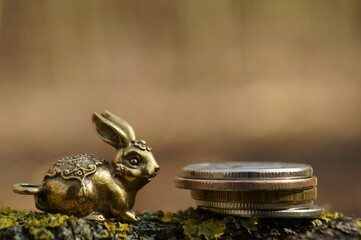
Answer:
[175,176,317,191]
[191,188,317,202]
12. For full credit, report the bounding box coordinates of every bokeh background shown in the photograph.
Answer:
[1,0,361,216]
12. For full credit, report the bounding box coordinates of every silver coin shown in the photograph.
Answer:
[175,176,317,191]
[181,162,313,180]
[191,188,317,202]
[195,200,313,210]
[202,206,324,218]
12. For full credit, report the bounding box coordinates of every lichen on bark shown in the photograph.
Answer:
[1,207,360,240]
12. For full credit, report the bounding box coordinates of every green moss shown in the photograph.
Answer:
[28,227,53,240]
[0,207,74,239]
[240,217,258,233]
[140,208,346,240]
[159,208,227,240]
[0,207,133,239]
[0,216,17,230]
[356,220,361,236]
[149,208,260,240]
[0,207,349,240]
[103,220,129,238]
[0,207,20,230]
[319,211,343,223]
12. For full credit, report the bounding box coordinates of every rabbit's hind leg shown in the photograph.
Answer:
[84,212,106,221]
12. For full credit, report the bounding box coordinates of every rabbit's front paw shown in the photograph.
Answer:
[123,211,140,222]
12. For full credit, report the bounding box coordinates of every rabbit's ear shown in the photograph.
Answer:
[92,112,131,148]
[100,110,136,141]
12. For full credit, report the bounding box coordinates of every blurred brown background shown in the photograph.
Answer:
[0,0,361,216]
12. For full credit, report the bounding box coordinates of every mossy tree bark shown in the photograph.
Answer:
[0,208,360,240]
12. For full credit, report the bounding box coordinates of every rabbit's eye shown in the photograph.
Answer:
[129,158,139,165]
[125,153,141,167]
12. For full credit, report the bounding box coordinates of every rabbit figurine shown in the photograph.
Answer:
[13,111,160,221]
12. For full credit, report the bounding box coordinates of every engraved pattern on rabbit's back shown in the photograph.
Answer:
[46,154,105,186]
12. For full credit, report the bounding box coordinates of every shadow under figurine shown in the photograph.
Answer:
[13,111,160,222]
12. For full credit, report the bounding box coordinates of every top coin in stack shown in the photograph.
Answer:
[175,162,316,191]
[175,162,324,218]
[181,162,313,179]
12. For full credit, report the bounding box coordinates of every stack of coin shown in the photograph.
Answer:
[175,162,324,218]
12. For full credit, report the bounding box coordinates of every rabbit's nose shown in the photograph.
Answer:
[154,166,160,174]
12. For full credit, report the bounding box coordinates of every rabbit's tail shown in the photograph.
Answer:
[13,183,44,195]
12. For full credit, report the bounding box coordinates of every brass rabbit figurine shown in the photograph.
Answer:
[13,111,160,221]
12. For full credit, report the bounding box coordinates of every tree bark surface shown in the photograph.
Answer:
[0,208,360,240]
